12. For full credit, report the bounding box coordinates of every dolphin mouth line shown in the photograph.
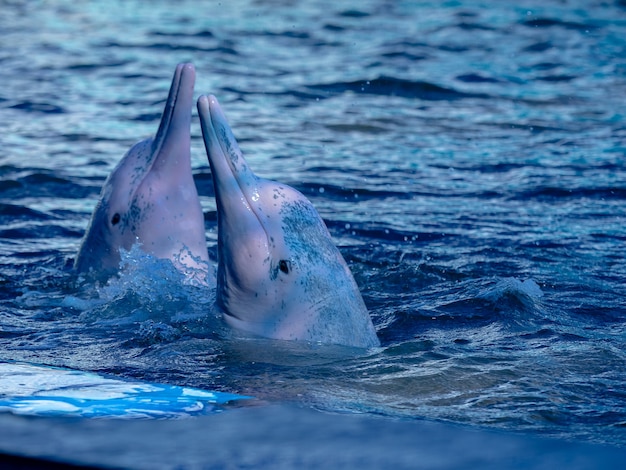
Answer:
[208,102,270,246]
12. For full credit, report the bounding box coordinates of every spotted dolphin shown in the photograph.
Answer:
[75,63,210,282]
[197,94,379,348]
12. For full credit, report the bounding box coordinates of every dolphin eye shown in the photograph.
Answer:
[278,259,291,274]
[111,213,121,226]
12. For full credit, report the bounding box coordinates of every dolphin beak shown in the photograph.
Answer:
[197,94,269,298]
[197,95,258,211]
[151,63,195,172]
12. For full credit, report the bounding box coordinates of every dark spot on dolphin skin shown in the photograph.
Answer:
[279,259,291,274]
[280,200,335,264]
[111,213,121,225]
[218,126,240,164]
[120,197,152,235]
[279,199,350,299]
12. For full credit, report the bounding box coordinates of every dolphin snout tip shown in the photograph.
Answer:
[197,94,210,114]
[197,94,220,115]
[179,62,196,84]
[177,62,195,73]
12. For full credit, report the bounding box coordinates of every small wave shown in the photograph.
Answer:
[520,18,598,31]
[477,278,544,319]
[0,180,20,192]
[256,30,312,40]
[455,21,496,32]
[326,220,447,244]
[148,30,215,39]
[131,112,161,123]
[339,9,369,18]
[455,73,502,84]
[528,61,563,72]
[99,40,238,56]
[481,278,543,300]
[0,203,49,220]
[1,225,77,242]
[297,181,411,201]
[536,74,577,83]
[523,42,554,53]
[513,186,626,201]
[66,60,130,71]
[381,50,429,61]
[306,76,489,100]
[0,169,92,200]
[325,123,389,134]
[8,101,65,114]
[404,278,545,332]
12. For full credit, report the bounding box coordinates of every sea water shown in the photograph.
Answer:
[1,0,625,461]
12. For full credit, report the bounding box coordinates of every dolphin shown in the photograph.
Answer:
[75,63,210,282]
[197,94,379,348]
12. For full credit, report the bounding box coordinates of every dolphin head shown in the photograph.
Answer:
[197,95,379,348]
[75,63,209,280]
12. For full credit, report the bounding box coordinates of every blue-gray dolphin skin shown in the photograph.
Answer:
[75,63,210,281]
[197,94,379,348]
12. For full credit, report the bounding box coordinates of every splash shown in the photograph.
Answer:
[70,244,220,345]
[95,244,213,303]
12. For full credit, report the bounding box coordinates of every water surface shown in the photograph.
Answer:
[1,0,625,455]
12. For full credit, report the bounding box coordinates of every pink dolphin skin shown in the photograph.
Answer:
[75,63,210,282]
[197,94,379,348]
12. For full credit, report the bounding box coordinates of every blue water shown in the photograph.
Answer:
[1,0,626,457]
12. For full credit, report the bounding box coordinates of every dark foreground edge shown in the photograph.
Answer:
[1,404,625,470]
[0,452,113,470]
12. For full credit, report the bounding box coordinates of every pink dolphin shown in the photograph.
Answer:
[75,64,210,282]
[197,94,379,348]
